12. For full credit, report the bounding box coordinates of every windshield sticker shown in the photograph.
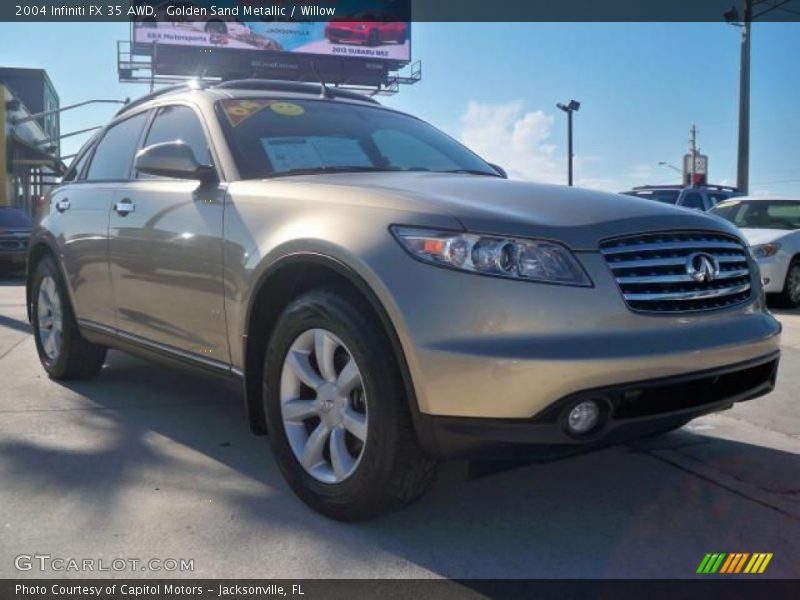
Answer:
[270,102,305,117]
[261,137,371,173]
[221,99,274,127]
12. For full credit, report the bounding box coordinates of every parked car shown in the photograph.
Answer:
[710,196,800,308]
[28,81,781,520]
[0,206,32,275]
[620,185,741,212]
[325,11,408,46]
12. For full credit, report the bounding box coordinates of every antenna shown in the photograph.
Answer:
[310,62,333,99]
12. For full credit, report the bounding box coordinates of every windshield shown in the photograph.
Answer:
[710,200,800,230]
[216,98,499,179]
[0,208,33,229]
[622,190,680,205]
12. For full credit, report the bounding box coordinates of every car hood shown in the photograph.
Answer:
[273,172,742,251]
[738,228,795,246]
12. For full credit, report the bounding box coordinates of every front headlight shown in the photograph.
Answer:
[750,242,781,259]
[391,226,592,287]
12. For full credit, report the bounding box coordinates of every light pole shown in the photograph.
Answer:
[557,100,580,186]
[724,0,790,195]
[658,161,682,174]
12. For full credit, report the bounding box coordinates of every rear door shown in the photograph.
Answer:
[53,111,150,328]
[107,103,229,363]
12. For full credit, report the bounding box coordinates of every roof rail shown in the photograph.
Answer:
[630,184,740,192]
[115,81,210,117]
[213,79,380,104]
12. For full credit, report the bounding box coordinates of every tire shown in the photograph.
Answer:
[776,259,800,309]
[31,255,106,380]
[367,30,380,47]
[263,287,437,521]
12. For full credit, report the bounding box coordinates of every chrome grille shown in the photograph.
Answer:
[600,232,753,313]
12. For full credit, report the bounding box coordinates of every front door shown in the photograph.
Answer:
[107,104,229,364]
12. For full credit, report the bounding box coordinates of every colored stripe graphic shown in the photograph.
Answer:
[697,554,713,574]
[734,553,750,573]
[758,554,773,573]
[699,552,772,574]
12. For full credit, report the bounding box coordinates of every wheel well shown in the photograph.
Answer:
[243,257,416,436]
[25,243,56,322]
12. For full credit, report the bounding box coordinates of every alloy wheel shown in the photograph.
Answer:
[37,275,63,361]
[279,328,368,484]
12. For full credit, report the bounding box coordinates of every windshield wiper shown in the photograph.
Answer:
[442,169,504,178]
[265,166,402,178]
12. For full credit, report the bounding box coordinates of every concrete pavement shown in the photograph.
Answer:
[0,276,798,578]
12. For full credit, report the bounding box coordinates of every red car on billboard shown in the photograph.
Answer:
[325,11,408,47]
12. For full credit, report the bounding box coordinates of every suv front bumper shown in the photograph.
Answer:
[415,352,779,458]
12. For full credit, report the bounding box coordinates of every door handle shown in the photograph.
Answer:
[55,198,70,213]
[114,198,135,217]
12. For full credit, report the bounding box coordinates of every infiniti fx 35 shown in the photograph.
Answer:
[27,81,781,520]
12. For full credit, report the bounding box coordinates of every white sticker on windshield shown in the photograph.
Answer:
[261,137,371,172]
[262,138,322,172]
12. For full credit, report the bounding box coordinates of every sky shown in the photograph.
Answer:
[1,21,799,195]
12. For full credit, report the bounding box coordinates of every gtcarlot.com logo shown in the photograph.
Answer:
[697,552,773,574]
[14,554,194,573]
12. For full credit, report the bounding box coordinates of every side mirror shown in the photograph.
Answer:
[489,163,508,178]
[135,142,217,184]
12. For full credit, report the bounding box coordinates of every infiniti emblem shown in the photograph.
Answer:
[686,252,721,283]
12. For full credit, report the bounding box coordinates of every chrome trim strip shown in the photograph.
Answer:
[623,283,751,302]
[77,319,242,377]
[616,269,751,284]
[607,255,747,270]
[601,240,744,255]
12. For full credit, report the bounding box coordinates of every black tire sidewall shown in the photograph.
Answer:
[263,291,404,517]
[785,261,800,308]
[31,256,74,376]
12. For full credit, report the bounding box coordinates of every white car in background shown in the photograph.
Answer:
[710,196,800,308]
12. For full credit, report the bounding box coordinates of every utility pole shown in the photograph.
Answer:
[690,124,698,186]
[736,0,752,195]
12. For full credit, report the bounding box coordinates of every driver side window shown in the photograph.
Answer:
[138,105,213,178]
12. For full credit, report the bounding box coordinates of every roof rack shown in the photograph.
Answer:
[213,79,380,104]
[114,78,380,118]
[631,184,740,192]
[115,81,210,116]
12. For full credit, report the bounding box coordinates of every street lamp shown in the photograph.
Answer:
[658,161,682,174]
[557,99,580,186]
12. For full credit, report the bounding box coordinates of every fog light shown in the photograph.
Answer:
[567,400,600,434]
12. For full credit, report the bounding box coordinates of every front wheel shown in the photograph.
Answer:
[776,260,800,309]
[263,288,436,520]
[31,256,106,380]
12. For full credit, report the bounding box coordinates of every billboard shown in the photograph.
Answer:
[132,1,412,71]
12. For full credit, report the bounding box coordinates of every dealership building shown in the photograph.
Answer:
[0,67,64,215]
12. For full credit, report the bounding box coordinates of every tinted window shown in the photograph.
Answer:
[711,200,800,230]
[63,138,97,182]
[140,105,213,176]
[0,208,33,228]
[217,99,497,179]
[681,192,705,210]
[85,112,149,181]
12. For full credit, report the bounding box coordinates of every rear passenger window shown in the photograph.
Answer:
[139,105,213,176]
[682,192,705,211]
[85,112,150,181]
